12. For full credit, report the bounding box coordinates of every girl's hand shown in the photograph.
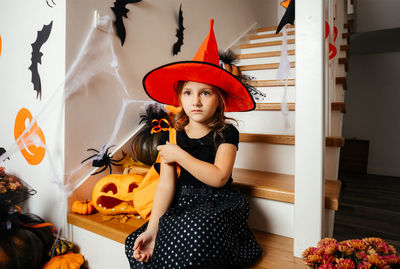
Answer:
[133,230,156,263]
[157,141,181,164]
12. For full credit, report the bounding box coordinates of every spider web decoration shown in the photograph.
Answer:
[276,26,291,130]
[0,15,153,241]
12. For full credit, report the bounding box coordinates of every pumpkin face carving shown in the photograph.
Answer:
[92,174,143,215]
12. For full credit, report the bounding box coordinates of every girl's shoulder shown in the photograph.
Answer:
[218,124,239,148]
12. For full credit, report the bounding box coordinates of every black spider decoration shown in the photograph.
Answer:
[81,145,123,175]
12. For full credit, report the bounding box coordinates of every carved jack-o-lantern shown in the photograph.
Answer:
[92,174,143,215]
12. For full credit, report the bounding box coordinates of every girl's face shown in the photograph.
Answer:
[179,81,220,125]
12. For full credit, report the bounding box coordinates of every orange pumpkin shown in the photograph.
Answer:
[92,174,143,215]
[71,200,95,215]
[43,252,84,269]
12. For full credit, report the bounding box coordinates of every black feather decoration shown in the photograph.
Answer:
[173,3,185,55]
[139,104,170,131]
[111,0,142,46]
[219,50,266,102]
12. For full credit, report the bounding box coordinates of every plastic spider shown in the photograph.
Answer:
[81,145,123,175]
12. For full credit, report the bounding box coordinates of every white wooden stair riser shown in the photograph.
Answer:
[254,28,295,35]
[241,68,296,80]
[330,112,344,137]
[238,55,296,65]
[247,197,294,238]
[227,111,295,135]
[240,43,296,54]
[251,86,296,103]
[335,84,345,102]
[248,35,295,44]
[71,225,129,268]
[325,147,341,180]
[235,143,295,174]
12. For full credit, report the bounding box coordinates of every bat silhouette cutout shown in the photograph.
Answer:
[46,0,56,8]
[173,3,185,56]
[111,0,142,46]
[276,0,295,34]
[28,21,53,100]
[0,147,10,161]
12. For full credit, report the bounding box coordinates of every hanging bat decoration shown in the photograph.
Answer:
[276,0,295,34]
[0,147,10,161]
[46,0,56,8]
[111,0,142,46]
[173,3,185,56]
[28,21,53,100]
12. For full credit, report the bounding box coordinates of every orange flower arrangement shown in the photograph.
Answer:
[303,237,400,268]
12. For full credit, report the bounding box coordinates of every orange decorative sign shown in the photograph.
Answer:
[14,108,46,165]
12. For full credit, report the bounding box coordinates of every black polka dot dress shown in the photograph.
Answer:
[125,124,262,268]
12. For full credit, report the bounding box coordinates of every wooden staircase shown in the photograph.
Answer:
[226,22,344,241]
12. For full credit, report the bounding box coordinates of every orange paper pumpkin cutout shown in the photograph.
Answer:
[14,108,46,165]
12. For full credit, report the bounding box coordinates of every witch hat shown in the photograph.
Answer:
[143,19,255,112]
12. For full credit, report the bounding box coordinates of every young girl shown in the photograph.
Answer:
[125,19,262,268]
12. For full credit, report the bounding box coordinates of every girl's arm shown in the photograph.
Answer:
[146,161,177,232]
[133,161,177,262]
[158,142,237,188]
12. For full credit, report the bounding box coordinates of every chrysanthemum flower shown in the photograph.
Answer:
[318,238,338,248]
[349,239,368,251]
[318,263,335,269]
[336,258,356,269]
[366,253,387,267]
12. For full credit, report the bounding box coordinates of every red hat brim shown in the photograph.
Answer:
[143,61,256,112]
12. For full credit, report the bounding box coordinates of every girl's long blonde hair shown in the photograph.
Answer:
[171,81,237,143]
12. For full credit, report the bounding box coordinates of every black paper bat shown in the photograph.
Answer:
[0,147,10,161]
[28,21,53,100]
[173,3,185,55]
[46,0,56,8]
[276,0,295,34]
[111,0,142,46]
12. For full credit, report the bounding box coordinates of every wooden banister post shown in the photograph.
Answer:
[294,0,326,257]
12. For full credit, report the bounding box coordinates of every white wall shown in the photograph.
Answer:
[343,52,400,177]
[0,1,66,228]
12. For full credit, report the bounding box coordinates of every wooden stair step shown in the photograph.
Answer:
[255,103,296,111]
[67,213,305,268]
[239,62,295,71]
[255,102,346,113]
[342,32,351,39]
[238,50,295,59]
[249,30,295,40]
[240,39,295,49]
[232,168,341,211]
[257,25,295,33]
[239,133,345,147]
[340,44,350,51]
[248,79,296,87]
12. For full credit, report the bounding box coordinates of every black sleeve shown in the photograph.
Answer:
[220,124,239,150]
